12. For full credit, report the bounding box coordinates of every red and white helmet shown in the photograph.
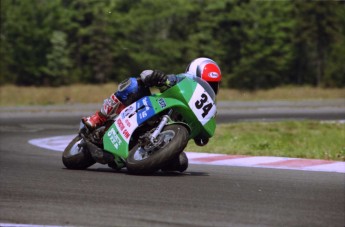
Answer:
[185,57,222,94]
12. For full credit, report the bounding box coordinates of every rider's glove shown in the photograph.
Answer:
[194,137,209,146]
[165,74,177,87]
[140,69,167,87]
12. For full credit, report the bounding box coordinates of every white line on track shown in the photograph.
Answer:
[28,135,345,174]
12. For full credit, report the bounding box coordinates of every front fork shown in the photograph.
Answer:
[150,109,173,144]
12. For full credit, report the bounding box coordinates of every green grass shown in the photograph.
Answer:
[0,83,120,106]
[1,84,344,106]
[186,121,345,161]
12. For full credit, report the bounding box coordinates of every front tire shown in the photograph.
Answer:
[62,135,95,169]
[127,124,189,174]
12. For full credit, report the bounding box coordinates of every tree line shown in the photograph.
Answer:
[1,0,344,89]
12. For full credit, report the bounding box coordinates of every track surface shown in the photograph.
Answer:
[1,101,345,226]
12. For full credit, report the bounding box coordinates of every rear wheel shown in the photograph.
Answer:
[62,136,95,169]
[127,124,189,174]
[161,152,188,173]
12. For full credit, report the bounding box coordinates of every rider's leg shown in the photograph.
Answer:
[82,77,145,130]
[82,93,125,129]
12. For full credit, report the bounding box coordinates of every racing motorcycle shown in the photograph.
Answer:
[62,76,217,174]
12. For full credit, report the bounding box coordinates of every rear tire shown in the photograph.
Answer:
[127,124,189,174]
[62,135,95,169]
[161,151,188,172]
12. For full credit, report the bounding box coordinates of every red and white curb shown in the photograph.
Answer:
[29,135,345,174]
[187,152,344,173]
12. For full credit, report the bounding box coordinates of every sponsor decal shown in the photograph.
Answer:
[123,130,130,139]
[125,119,131,127]
[121,105,134,119]
[139,111,147,120]
[116,119,130,139]
[158,98,167,108]
[116,118,125,131]
[208,72,219,78]
[107,128,122,149]
[111,104,139,143]
[137,97,155,125]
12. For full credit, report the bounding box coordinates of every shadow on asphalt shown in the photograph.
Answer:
[62,167,210,177]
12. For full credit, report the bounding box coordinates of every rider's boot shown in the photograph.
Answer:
[82,111,108,130]
[82,94,125,130]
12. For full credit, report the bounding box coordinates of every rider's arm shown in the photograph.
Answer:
[140,70,178,88]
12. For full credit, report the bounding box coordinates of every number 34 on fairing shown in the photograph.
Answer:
[188,84,216,126]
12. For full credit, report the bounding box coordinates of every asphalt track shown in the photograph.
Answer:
[0,100,344,226]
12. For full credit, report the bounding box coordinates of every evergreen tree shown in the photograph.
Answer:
[88,1,114,83]
[292,1,343,86]
[227,1,294,90]
[41,31,72,86]
[1,0,344,88]
[0,0,15,84]
[1,0,63,85]
[111,0,196,77]
[323,1,345,87]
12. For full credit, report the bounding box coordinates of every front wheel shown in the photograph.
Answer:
[62,135,95,169]
[127,124,189,174]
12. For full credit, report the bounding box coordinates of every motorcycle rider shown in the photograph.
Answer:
[82,57,222,171]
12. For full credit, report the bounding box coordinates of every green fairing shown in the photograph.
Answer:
[102,77,217,164]
[154,77,216,138]
[203,118,216,138]
[103,125,128,157]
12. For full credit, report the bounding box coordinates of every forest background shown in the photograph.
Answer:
[1,0,344,90]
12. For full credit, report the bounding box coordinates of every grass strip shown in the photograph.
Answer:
[186,120,345,161]
[1,84,344,106]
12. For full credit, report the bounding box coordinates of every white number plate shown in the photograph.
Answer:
[188,84,216,125]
